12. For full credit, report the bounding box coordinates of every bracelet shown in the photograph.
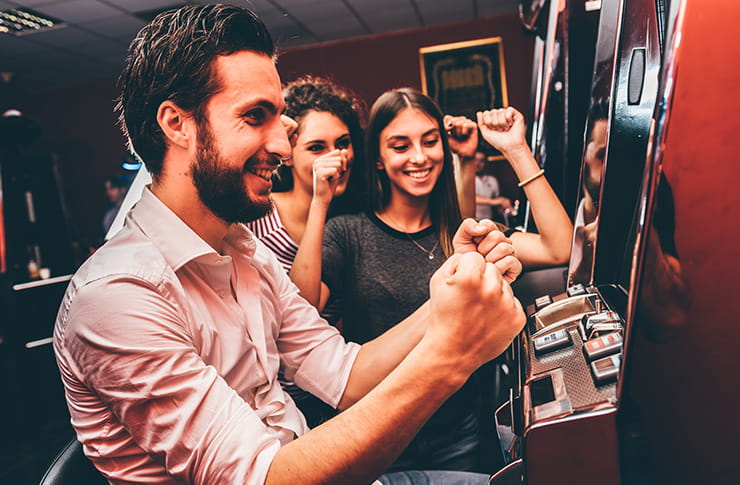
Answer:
[517,169,545,188]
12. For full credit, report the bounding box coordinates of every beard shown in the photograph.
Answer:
[191,122,274,224]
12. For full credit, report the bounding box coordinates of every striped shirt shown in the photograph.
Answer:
[247,209,297,273]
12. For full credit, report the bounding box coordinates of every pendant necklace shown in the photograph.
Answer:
[380,212,439,260]
[407,234,439,260]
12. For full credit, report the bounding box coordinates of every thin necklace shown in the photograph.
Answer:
[379,212,439,260]
[407,235,439,260]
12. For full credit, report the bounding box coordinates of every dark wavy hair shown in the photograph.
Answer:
[364,88,462,258]
[276,76,367,215]
[116,4,275,180]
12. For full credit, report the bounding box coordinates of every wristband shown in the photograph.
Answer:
[517,169,545,188]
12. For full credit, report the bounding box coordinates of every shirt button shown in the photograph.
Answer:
[218,290,225,298]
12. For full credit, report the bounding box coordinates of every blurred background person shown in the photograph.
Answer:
[101,174,131,237]
[473,150,513,223]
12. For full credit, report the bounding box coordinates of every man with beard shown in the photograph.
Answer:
[53,5,525,484]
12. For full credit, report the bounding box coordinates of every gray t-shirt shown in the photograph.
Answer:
[322,212,478,438]
[322,212,442,345]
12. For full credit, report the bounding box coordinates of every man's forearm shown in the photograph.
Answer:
[337,301,430,409]
[265,335,467,484]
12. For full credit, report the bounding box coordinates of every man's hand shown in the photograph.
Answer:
[444,115,479,159]
[493,196,514,212]
[452,218,522,282]
[427,252,526,371]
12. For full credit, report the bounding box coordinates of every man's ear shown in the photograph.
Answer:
[157,101,193,150]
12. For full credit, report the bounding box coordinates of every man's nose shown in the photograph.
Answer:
[265,115,295,160]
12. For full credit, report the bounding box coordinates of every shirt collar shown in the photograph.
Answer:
[128,187,256,271]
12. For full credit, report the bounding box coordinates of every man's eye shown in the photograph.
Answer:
[244,109,266,125]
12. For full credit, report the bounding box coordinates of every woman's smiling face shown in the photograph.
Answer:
[377,107,444,202]
[289,110,354,196]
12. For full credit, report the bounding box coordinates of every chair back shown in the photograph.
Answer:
[39,439,106,485]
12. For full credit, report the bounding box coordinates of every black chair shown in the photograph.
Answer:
[38,439,107,485]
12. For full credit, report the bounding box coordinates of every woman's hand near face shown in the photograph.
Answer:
[443,115,479,158]
[312,148,349,205]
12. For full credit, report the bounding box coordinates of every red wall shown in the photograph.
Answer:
[278,13,533,115]
[12,13,533,262]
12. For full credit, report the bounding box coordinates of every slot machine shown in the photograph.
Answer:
[509,0,601,305]
[518,0,600,228]
[489,0,663,483]
[618,0,740,483]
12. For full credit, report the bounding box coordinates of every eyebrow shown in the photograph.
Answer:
[240,99,283,116]
[303,133,351,145]
[386,127,440,141]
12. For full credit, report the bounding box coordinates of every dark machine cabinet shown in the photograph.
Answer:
[491,0,665,483]
[518,0,600,227]
[493,0,740,484]
[493,286,625,485]
[619,0,740,483]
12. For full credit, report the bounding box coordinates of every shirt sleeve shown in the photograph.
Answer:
[59,275,280,485]
[253,240,360,408]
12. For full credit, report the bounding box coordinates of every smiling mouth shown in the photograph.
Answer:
[246,167,276,181]
[405,168,432,179]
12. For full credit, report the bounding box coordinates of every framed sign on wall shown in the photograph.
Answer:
[419,37,509,159]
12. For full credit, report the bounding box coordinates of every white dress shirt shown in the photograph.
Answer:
[54,188,361,484]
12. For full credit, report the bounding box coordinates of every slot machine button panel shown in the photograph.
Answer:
[583,332,623,360]
[534,294,554,311]
[533,328,572,355]
[590,353,621,385]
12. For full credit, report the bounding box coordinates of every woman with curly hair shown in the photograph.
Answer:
[246,75,366,427]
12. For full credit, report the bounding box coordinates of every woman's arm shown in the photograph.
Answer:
[288,149,347,308]
[445,114,479,219]
[477,107,574,268]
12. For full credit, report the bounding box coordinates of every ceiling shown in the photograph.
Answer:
[0,0,518,94]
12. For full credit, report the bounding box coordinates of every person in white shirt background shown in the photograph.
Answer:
[473,150,513,222]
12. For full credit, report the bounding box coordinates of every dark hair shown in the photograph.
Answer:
[585,97,610,141]
[276,76,367,215]
[365,88,462,257]
[116,4,275,180]
[276,76,366,183]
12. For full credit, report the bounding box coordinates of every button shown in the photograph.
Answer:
[591,353,621,384]
[533,329,571,355]
[217,290,226,298]
[534,294,554,311]
[583,332,623,360]
[582,311,620,330]
[586,322,623,340]
[567,284,587,297]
